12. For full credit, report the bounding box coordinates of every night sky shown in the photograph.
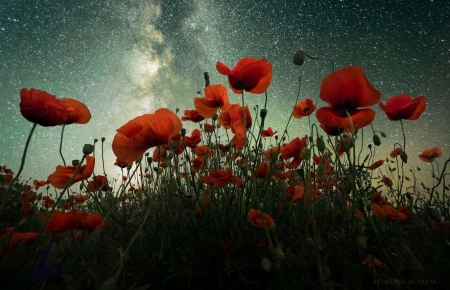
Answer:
[1,0,449,188]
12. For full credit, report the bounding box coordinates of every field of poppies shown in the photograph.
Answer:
[1,51,449,289]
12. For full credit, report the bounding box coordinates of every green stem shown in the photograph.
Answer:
[59,124,66,166]
[2,123,38,213]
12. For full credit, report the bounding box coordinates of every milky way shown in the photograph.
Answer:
[1,0,449,187]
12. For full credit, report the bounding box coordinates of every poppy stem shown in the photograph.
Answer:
[59,124,66,166]
[279,76,302,147]
[2,123,38,213]
[303,51,335,72]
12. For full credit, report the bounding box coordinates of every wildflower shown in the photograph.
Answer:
[293,98,316,118]
[379,94,426,121]
[362,255,388,270]
[261,127,277,137]
[20,88,91,126]
[218,104,252,130]
[200,168,243,187]
[386,205,411,222]
[192,156,204,173]
[43,196,55,208]
[254,162,271,178]
[47,156,95,189]
[70,194,90,203]
[379,175,393,187]
[368,160,384,170]
[43,211,105,233]
[316,66,380,135]
[0,229,38,257]
[112,108,182,164]
[184,129,202,148]
[216,57,273,94]
[194,84,230,118]
[86,175,108,192]
[33,179,48,190]
[248,209,275,230]
[390,147,403,158]
[285,182,321,205]
[204,123,216,133]
[419,147,442,162]
[230,120,246,151]
[280,137,308,168]
[114,158,128,168]
[181,109,205,123]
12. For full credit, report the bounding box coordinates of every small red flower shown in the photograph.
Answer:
[261,127,277,138]
[20,88,91,126]
[181,109,205,123]
[293,98,316,119]
[248,209,275,230]
[390,147,403,158]
[379,175,393,187]
[47,156,95,189]
[0,230,38,257]
[112,108,182,164]
[419,147,442,162]
[216,57,273,94]
[379,94,426,121]
[194,84,230,118]
[204,123,216,133]
[184,129,202,148]
[368,160,384,170]
[280,137,308,168]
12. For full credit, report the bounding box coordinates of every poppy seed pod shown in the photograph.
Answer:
[180,128,186,137]
[293,49,306,66]
[317,137,325,153]
[72,160,80,166]
[83,144,95,155]
[212,113,218,121]
[260,109,267,118]
[400,152,408,164]
[373,135,381,146]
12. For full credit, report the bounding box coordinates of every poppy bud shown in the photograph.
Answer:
[72,159,80,166]
[261,257,272,272]
[249,153,256,162]
[427,208,442,223]
[175,108,180,114]
[301,147,311,160]
[94,138,98,143]
[180,128,186,137]
[212,114,218,121]
[317,137,325,153]
[356,236,367,249]
[317,163,326,179]
[373,135,381,146]
[368,144,372,149]
[171,141,179,150]
[400,152,408,164]
[83,144,95,155]
[297,168,305,178]
[101,137,105,142]
[217,123,221,129]
[260,109,267,118]
[380,131,387,138]
[293,49,306,66]
[406,192,412,199]
[147,157,153,164]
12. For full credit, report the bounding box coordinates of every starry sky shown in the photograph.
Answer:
[1,0,449,188]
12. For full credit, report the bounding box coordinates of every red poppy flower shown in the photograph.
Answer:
[280,137,308,168]
[184,129,201,148]
[33,179,48,190]
[218,104,252,130]
[112,108,182,164]
[204,123,216,133]
[368,160,384,170]
[192,156,204,173]
[0,231,38,257]
[317,66,380,134]
[194,84,230,118]
[181,110,205,123]
[70,194,90,203]
[390,147,403,158]
[316,107,376,136]
[47,155,95,189]
[247,209,275,230]
[200,168,243,187]
[419,147,441,162]
[379,175,393,187]
[87,175,108,192]
[386,205,410,222]
[43,196,55,208]
[362,255,388,270]
[255,162,271,178]
[379,94,426,121]
[216,58,272,94]
[293,98,316,119]
[194,145,213,158]
[44,211,104,233]
[114,158,128,168]
[285,182,321,205]
[262,127,277,137]
[20,88,91,127]
[230,120,246,151]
